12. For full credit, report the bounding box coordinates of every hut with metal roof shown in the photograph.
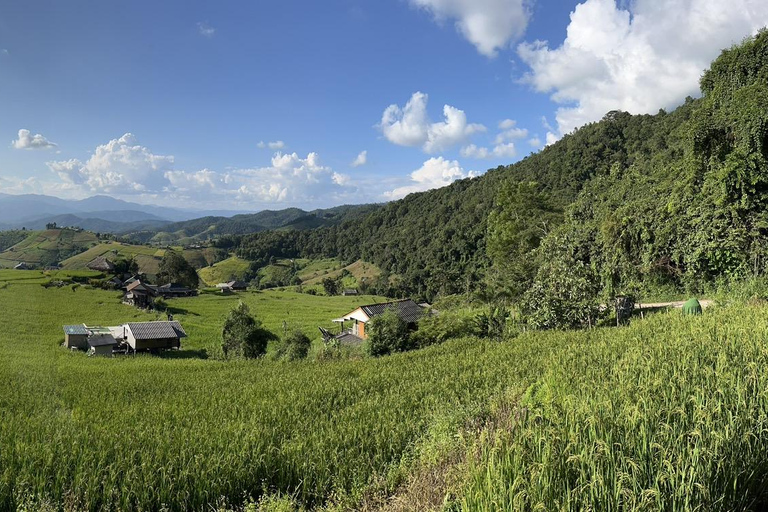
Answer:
[122,321,187,350]
[63,324,89,349]
[86,327,118,356]
[332,299,425,340]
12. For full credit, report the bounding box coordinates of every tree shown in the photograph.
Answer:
[114,255,139,276]
[366,309,412,357]
[486,181,564,299]
[322,277,339,296]
[520,234,602,330]
[157,250,199,288]
[221,302,271,358]
[275,330,312,361]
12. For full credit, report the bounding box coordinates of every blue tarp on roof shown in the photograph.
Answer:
[63,324,87,335]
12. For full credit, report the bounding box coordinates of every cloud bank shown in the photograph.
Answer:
[519,0,768,136]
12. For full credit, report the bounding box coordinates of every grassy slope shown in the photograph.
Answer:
[0,229,99,268]
[3,272,768,510]
[60,242,211,276]
[60,241,164,275]
[198,256,252,286]
[301,259,381,286]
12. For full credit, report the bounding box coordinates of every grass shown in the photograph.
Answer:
[199,256,253,286]
[300,259,381,287]
[0,229,99,268]
[59,241,211,276]
[4,271,768,510]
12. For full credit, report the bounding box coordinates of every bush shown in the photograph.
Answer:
[153,297,167,312]
[275,330,312,361]
[366,309,413,357]
[521,243,602,330]
[221,302,273,359]
[473,304,510,340]
[410,309,475,348]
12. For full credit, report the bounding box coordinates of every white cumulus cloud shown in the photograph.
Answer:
[461,142,517,160]
[409,0,530,57]
[518,0,768,136]
[47,133,174,193]
[12,129,57,150]
[165,151,354,206]
[379,92,485,153]
[494,119,528,144]
[384,156,474,199]
[351,150,367,167]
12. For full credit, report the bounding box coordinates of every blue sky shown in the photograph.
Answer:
[2,0,767,211]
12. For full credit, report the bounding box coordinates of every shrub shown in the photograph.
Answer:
[521,246,602,330]
[153,297,167,312]
[221,302,272,359]
[473,304,510,340]
[366,309,412,357]
[410,309,474,348]
[275,330,312,361]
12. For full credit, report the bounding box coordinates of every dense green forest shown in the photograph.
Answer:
[126,204,378,244]
[219,32,768,314]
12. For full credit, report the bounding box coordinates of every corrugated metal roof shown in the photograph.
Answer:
[360,299,424,324]
[88,334,117,347]
[126,321,187,340]
[63,324,88,335]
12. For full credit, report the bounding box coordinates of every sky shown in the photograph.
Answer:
[2,0,768,211]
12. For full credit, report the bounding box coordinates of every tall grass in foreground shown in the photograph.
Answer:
[0,278,555,510]
[460,305,768,511]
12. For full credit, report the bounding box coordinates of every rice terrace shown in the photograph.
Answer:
[5,2,768,512]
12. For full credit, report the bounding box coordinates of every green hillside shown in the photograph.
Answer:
[198,255,252,285]
[0,229,99,268]
[225,31,768,310]
[60,241,217,276]
[123,204,379,244]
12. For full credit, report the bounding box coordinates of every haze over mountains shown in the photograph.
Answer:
[0,192,379,244]
[0,193,254,232]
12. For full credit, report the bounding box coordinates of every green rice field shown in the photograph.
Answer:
[2,270,768,510]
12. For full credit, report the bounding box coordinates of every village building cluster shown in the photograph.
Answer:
[63,321,187,356]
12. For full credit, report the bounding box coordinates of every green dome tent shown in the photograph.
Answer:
[682,298,703,315]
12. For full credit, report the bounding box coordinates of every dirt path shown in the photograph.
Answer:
[636,299,713,310]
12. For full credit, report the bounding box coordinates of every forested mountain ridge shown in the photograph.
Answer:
[216,31,768,305]
[126,204,379,244]
[225,102,693,299]
[517,30,768,302]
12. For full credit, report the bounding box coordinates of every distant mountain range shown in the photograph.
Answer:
[125,204,381,244]
[0,193,379,242]
[0,193,251,231]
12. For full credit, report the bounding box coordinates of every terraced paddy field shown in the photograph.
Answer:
[3,271,768,510]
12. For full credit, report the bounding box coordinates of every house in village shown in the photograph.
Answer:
[327,299,425,344]
[14,262,30,270]
[62,324,118,356]
[342,289,359,296]
[156,283,198,298]
[86,256,115,272]
[123,280,157,308]
[217,280,248,292]
[122,279,197,308]
[122,321,186,350]
[62,320,186,354]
